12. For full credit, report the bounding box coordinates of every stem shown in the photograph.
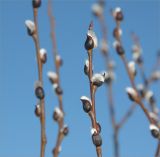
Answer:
[113,130,119,157]
[108,82,119,157]
[96,146,102,157]
[47,1,65,156]
[121,54,154,125]
[87,49,102,157]
[138,63,148,86]
[33,8,46,157]
[88,50,96,122]
[117,103,136,129]
[98,12,136,157]
[155,141,160,157]
[53,121,64,157]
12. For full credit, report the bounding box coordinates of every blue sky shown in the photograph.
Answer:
[0,0,160,157]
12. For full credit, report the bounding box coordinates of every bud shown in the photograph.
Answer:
[80,96,92,113]
[53,107,63,121]
[54,84,63,95]
[35,81,45,100]
[35,104,41,117]
[84,59,89,75]
[102,71,115,84]
[85,36,94,50]
[125,87,137,101]
[91,128,97,135]
[61,125,69,136]
[151,71,160,81]
[47,71,58,84]
[52,146,62,155]
[149,124,160,139]
[96,122,101,134]
[113,7,123,21]
[113,41,125,55]
[128,61,136,77]
[39,48,47,64]
[56,55,63,67]
[91,3,103,17]
[113,27,122,39]
[32,0,41,8]
[91,73,104,87]
[145,90,155,104]
[137,84,145,97]
[92,134,102,147]
[149,112,159,122]
[132,45,141,55]
[25,20,35,36]
[85,22,98,50]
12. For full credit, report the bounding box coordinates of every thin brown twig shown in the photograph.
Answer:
[130,33,160,116]
[96,7,136,157]
[47,1,66,157]
[117,103,136,129]
[155,141,160,157]
[121,54,154,124]
[88,49,102,157]
[113,12,156,126]
[33,8,47,157]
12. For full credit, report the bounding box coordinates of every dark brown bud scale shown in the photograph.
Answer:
[82,100,92,113]
[151,129,159,139]
[35,104,41,117]
[32,0,41,8]
[27,28,34,36]
[84,64,89,76]
[85,36,94,50]
[96,122,101,134]
[41,53,47,64]
[63,126,69,136]
[92,134,102,147]
[35,86,45,100]
[55,86,63,95]
[127,93,135,102]
[53,111,60,121]
[116,44,125,55]
[113,27,120,39]
[115,11,123,21]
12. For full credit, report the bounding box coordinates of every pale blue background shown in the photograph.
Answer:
[0,0,160,157]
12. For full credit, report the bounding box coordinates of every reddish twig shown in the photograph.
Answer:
[93,3,136,156]
[81,22,103,157]
[112,8,156,126]
[155,141,160,157]
[33,6,47,157]
[47,1,67,157]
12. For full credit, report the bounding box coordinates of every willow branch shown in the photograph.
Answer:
[97,8,136,156]
[113,15,156,126]
[48,1,66,157]
[88,49,102,157]
[33,8,47,157]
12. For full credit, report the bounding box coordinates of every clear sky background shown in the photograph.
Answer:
[0,0,160,157]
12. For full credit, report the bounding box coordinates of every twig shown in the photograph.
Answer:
[112,7,156,126]
[47,1,67,157]
[25,1,47,156]
[93,3,136,156]
[117,103,136,129]
[155,141,160,157]
[88,49,102,157]
[32,4,47,157]
[81,22,103,157]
